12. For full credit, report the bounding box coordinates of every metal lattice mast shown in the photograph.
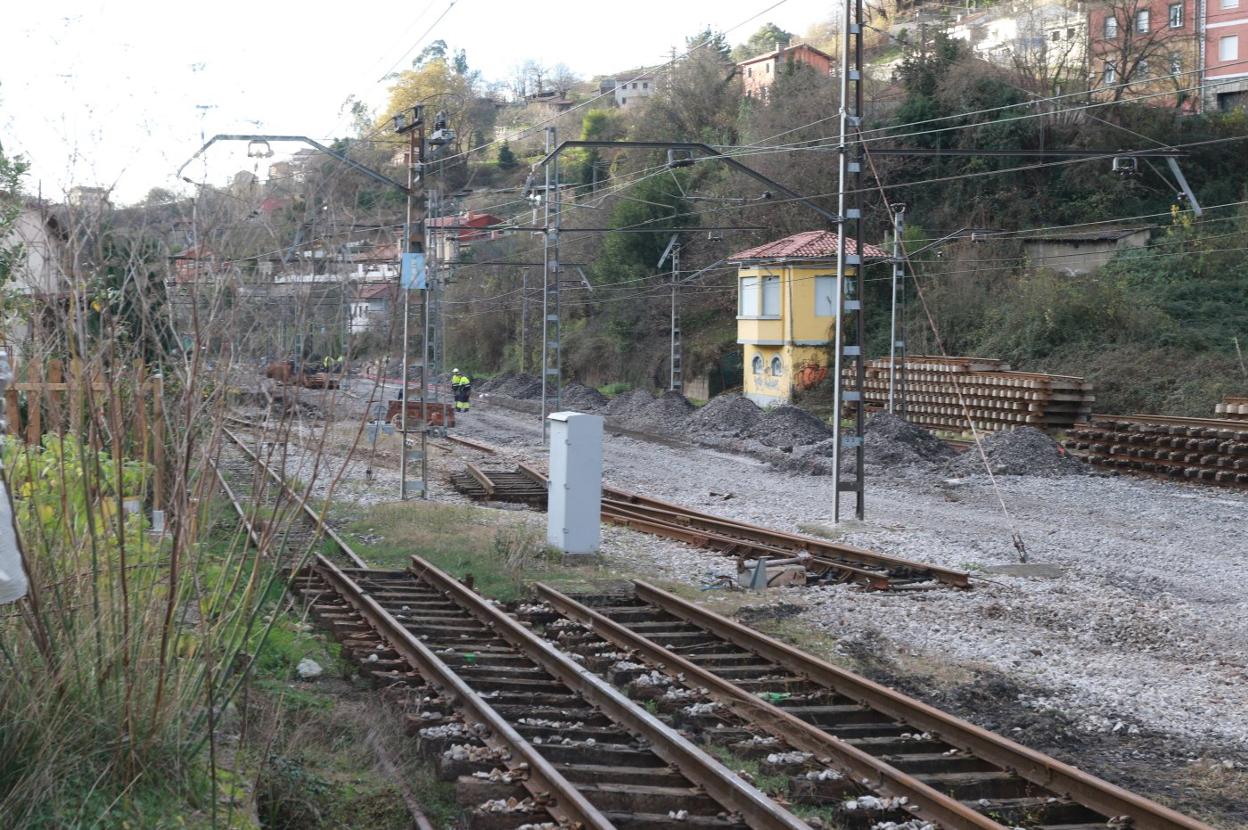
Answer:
[398,110,428,501]
[427,189,443,400]
[831,0,867,523]
[670,242,682,392]
[888,205,906,414]
[540,127,562,438]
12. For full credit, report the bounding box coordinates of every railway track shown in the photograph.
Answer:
[449,457,969,590]
[214,424,367,568]
[293,555,816,830]
[531,581,1215,830]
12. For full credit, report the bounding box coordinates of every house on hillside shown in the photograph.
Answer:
[1088,0,1201,111]
[3,205,69,297]
[612,70,660,107]
[1018,227,1150,274]
[737,43,834,99]
[1203,0,1248,110]
[729,230,887,406]
[171,245,218,284]
[428,211,505,262]
[348,282,396,334]
[949,1,1088,81]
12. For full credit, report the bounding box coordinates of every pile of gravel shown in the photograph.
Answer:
[744,405,832,449]
[558,382,609,412]
[605,388,654,421]
[475,373,512,393]
[686,393,763,437]
[862,411,957,468]
[943,426,1088,477]
[635,391,695,433]
[487,373,542,399]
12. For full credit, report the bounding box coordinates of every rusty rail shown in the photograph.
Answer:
[627,580,1215,830]
[406,553,815,830]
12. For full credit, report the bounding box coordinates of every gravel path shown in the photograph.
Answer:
[456,399,1248,767]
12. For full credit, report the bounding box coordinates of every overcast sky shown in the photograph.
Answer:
[0,0,833,204]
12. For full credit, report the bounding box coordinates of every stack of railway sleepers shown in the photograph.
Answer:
[1064,415,1248,490]
[844,355,1094,434]
[1214,395,1248,420]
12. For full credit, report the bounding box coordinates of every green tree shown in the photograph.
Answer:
[0,140,29,289]
[496,140,518,170]
[732,23,793,61]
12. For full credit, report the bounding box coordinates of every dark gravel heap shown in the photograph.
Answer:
[686,393,763,437]
[475,372,512,393]
[558,382,609,412]
[944,426,1088,477]
[487,373,542,399]
[634,391,695,433]
[862,411,957,467]
[605,388,654,420]
[744,404,833,449]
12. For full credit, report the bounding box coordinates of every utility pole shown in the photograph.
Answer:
[831,0,867,523]
[540,127,562,438]
[396,107,428,501]
[658,234,683,392]
[888,205,906,415]
[425,189,441,405]
[519,268,528,375]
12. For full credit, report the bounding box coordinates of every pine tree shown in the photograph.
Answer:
[496,140,518,170]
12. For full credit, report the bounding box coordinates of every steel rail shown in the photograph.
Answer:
[221,426,369,568]
[602,488,970,588]
[535,583,1008,830]
[598,500,891,588]
[309,555,614,829]
[405,554,816,830]
[1100,414,1248,431]
[633,580,1216,830]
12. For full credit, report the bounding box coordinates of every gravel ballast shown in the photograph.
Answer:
[457,403,1248,769]
[945,426,1088,478]
[686,393,763,437]
[744,404,833,448]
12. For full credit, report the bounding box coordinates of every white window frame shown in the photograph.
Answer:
[1168,3,1183,27]
[1137,58,1150,78]
[751,354,764,375]
[1136,9,1150,31]
[1169,52,1182,75]
[1220,34,1239,61]
[760,275,781,317]
[1104,62,1117,84]
[1105,15,1118,37]
[739,276,760,317]
[1222,0,1238,10]
[769,356,783,377]
[814,275,838,317]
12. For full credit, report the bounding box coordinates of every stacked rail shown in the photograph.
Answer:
[534,581,1215,830]
[1214,395,1248,420]
[449,462,969,590]
[846,356,1094,435]
[1064,415,1248,490]
[294,555,813,830]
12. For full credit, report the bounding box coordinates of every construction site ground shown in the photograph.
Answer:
[250,380,1248,825]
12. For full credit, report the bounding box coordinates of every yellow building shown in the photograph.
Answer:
[728,231,886,406]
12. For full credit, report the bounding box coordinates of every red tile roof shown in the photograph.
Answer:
[729,231,887,262]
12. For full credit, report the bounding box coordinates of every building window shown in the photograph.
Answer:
[1135,9,1150,31]
[631,82,637,89]
[1223,0,1238,9]
[1169,53,1182,75]
[1051,30,1060,40]
[739,276,759,316]
[814,276,838,317]
[1137,58,1150,78]
[642,82,648,89]
[1104,62,1116,84]
[1221,35,1239,61]
[752,354,764,375]
[1104,15,1118,37]
[1067,26,1075,39]
[770,356,783,377]
[761,276,780,317]
[1168,3,1183,27]
[747,66,753,77]
[621,97,626,104]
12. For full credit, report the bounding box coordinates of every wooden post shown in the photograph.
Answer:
[135,361,148,499]
[25,363,41,444]
[70,358,84,437]
[4,386,18,437]
[47,359,64,435]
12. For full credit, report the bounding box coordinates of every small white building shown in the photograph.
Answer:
[613,71,659,107]
[348,283,395,333]
[3,206,68,296]
[949,1,1088,79]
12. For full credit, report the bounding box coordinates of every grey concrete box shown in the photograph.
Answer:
[546,411,603,556]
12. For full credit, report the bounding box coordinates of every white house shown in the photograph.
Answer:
[949,1,1088,78]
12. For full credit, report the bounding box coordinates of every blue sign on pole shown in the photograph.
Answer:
[400,252,426,289]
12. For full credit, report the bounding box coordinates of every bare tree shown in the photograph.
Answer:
[1090,0,1195,105]
[523,60,548,97]
[550,63,578,98]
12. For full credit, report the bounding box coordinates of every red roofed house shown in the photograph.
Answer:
[738,43,834,99]
[728,230,887,406]
[427,211,505,262]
